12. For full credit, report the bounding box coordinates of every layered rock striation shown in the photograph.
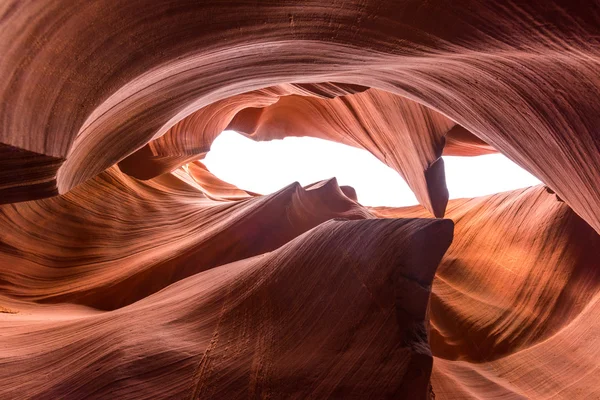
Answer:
[1,1,599,399]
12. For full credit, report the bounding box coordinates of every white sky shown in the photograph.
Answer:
[203,130,541,207]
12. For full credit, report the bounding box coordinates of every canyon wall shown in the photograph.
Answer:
[1,1,599,398]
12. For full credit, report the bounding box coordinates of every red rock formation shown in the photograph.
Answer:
[2,1,599,232]
[0,178,453,398]
[185,161,258,200]
[1,1,599,399]
[372,186,600,398]
[0,168,372,310]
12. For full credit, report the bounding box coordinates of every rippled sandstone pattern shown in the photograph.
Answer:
[372,186,600,398]
[1,1,599,399]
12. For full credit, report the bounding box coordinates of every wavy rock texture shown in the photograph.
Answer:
[1,1,600,399]
[0,168,373,310]
[122,86,470,217]
[372,186,600,399]
[0,173,453,398]
[2,1,599,232]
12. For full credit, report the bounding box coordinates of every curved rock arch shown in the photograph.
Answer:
[1,1,599,232]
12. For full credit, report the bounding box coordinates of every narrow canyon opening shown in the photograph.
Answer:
[204,130,542,207]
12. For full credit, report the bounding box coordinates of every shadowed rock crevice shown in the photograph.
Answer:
[0,143,63,203]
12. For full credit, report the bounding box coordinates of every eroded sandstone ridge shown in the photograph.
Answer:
[0,1,599,399]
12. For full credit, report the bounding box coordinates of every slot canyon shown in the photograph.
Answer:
[0,1,599,399]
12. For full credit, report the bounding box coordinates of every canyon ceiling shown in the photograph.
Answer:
[0,1,599,399]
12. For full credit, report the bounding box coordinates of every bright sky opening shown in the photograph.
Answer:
[203,130,542,207]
